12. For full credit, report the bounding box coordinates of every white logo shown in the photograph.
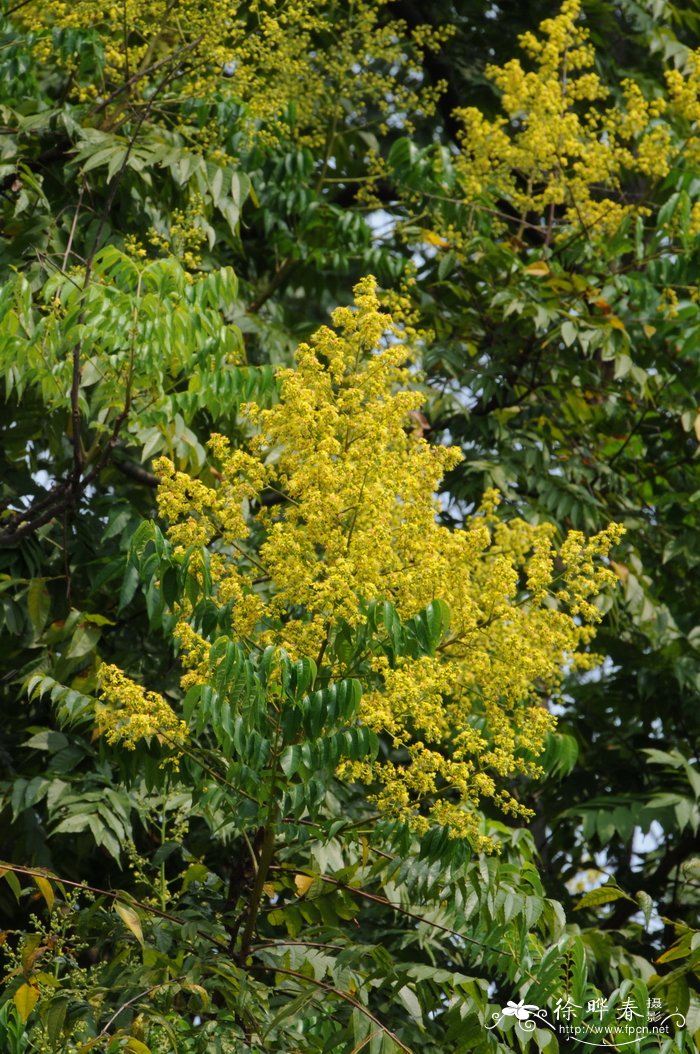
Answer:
[501,1000,541,1022]
[487,995,686,1047]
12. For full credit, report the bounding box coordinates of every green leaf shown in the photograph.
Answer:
[561,320,577,346]
[636,890,654,929]
[52,814,92,835]
[42,995,69,1046]
[288,656,316,698]
[656,932,694,964]
[397,985,422,1022]
[25,731,68,752]
[119,563,141,612]
[26,579,50,635]
[65,623,101,659]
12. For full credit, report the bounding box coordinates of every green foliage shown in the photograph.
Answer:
[3,0,700,1051]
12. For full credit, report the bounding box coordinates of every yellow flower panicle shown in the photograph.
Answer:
[96,664,188,755]
[153,276,623,845]
[454,0,690,238]
[19,1,450,148]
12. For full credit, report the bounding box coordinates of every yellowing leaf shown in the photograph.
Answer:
[294,873,314,897]
[575,884,631,911]
[610,560,629,583]
[607,314,626,331]
[13,982,40,1022]
[656,934,693,964]
[33,971,60,988]
[0,866,22,900]
[694,413,700,443]
[262,882,276,897]
[643,324,657,338]
[21,933,46,975]
[124,1039,152,1054]
[523,260,550,276]
[114,900,144,946]
[33,875,54,912]
[181,982,210,1010]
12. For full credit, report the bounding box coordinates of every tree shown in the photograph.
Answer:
[2,0,700,1050]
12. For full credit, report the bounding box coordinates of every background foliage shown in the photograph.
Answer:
[2,0,700,1051]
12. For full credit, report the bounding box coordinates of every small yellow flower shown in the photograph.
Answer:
[96,665,187,754]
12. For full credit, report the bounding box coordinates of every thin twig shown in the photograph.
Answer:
[92,36,203,116]
[95,978,183,1040]
[61,181,85,275]
[247,258,295,314]
[113,459,158,487]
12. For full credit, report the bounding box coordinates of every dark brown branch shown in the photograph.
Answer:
[70,352,84,492]
[113,459,158,488]
[247,258,295,314]
[4,0,35,15]
[0,481,72,548]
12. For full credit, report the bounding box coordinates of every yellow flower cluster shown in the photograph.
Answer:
[19,0,447,148]
[454,0,684,238]
[154,276,623,844]
[148,195,209,271]
[95,665,188,754]
[666,50,700,168]
[688,201,700,238]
